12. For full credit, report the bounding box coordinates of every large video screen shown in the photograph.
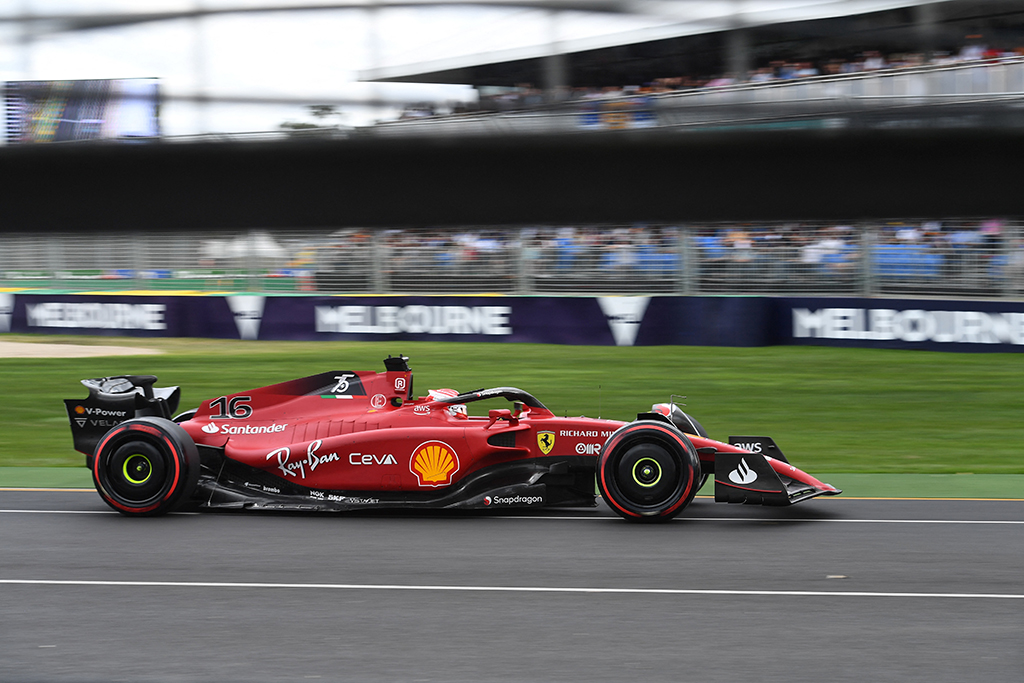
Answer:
[4,78,160,144]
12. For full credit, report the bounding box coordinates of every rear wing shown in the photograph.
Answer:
[64,375,181,463]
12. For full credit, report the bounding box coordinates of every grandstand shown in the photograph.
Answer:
[3,220,1021,298]
[367,56,1024,136]
[363,0,1024,135]
[1,2,1023,305]
[364,0,1024,95]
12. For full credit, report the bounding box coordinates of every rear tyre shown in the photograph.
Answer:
[597,421,701,522]
[92,417,200,517]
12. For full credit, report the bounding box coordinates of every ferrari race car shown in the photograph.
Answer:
[65,356,840,521]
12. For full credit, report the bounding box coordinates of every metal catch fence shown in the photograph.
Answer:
[2,220,1022,299]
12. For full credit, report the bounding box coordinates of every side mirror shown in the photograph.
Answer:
[486,409,519,429]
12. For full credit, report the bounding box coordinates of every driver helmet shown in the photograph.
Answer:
[651,403,679,419]
[428,388,467,417]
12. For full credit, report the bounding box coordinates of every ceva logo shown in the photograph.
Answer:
[728,458,758,485]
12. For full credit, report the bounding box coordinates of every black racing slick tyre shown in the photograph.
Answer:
[92,417,200,517]
[677,412,710,492]
[597,421,701,523]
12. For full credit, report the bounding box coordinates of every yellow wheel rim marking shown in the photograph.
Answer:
[123,454,153,485]
[632,457,662,488]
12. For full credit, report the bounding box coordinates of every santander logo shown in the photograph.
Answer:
[202,423,220,434]
[728,458,758,485]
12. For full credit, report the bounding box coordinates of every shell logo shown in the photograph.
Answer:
[74,405,86,414]
[410,441,459,487]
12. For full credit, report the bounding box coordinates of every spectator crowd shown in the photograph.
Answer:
[307,220,1024,297]
[397,41,1024,119]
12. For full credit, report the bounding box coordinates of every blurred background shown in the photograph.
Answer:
[2,0,1024,299]
[5,0,1024,138]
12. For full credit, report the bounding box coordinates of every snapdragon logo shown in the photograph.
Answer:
[485,494,544,506]
[598,297,650,346]
[0,293,13,332]
[793,308,1024,345]
[228,296,265,340]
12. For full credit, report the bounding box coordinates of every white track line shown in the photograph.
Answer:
[0,578,1021,600]
[0,509,113,514]
[0,509,1022,524]
[0,509,201,515]
[495,516,1024,524]
[691,517,1024,525]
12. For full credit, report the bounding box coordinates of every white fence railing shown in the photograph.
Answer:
[368,58,1024,136]
[2,221,1022,299]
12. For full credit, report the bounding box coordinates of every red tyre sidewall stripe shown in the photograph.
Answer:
[639,425,696,517]
[94,422,183,514]
[660,476,696,516]
[598,429,640,517]
[600,423,695,519]
[127,423,183,505]
[598,460,640,518]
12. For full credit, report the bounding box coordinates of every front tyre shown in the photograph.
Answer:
[92,417,200,517]
[597,421,701,522]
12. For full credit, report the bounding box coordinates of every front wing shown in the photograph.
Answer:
[713,437,841,505]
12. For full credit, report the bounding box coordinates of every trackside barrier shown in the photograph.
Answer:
[2,292,1022,352]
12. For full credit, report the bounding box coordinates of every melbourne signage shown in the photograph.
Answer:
[315,305,512,336]
[793,307,1024,346]
[25,302,166,330]
[227,295,265,340]
[0,293,13,333]
[597,296,650,346]
[9,292,1023,353]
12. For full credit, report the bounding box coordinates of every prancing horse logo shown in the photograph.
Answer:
[537,431,555,455]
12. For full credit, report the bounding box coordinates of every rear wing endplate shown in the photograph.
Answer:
[64,375,180,461]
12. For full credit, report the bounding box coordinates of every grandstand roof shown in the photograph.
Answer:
[359,0,1024,87]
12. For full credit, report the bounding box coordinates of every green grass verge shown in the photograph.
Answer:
[2,334,1023,474]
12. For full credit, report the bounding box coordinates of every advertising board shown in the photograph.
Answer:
[5,293,1021,352]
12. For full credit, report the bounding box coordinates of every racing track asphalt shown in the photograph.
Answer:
[1,490,1021,683]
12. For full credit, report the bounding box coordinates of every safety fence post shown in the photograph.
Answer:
[861,222,877,297]
[371,230,387,294]
[679,225,695,296]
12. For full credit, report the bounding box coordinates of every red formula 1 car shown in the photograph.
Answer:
[65,356,840,521]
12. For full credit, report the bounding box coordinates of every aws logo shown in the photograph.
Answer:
[733,442,763,454]
[410,441,459,487]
